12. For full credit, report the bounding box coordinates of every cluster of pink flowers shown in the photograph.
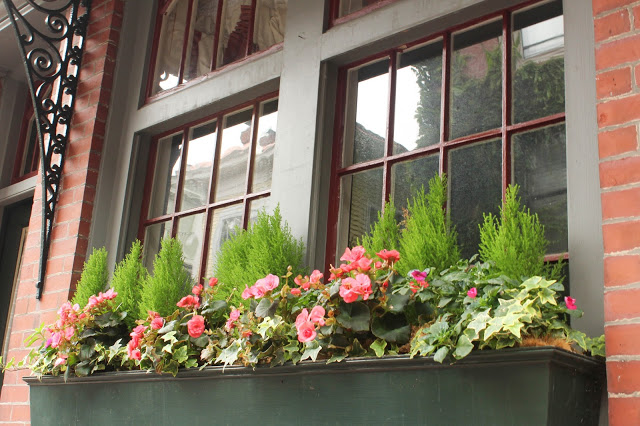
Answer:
[177,294,200,309]
[86,288,117,310]
[241,274,280,300]
[149,311,164,330]
[291,270,323,296]
[339,273,373,303]
[409,270,429,293]
[295,306,325,342]
[225,308,241,331]
[127,324,147,361]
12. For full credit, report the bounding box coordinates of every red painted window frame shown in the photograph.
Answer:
[145,0,284,102]
[139,91,278,283]
[328,0,400,28]
[325,0,567,272]
[11,97,39,184]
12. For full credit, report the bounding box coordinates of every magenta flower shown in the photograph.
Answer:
[565,296,577,310]
[411,270,428,282]
[467,287,477,299]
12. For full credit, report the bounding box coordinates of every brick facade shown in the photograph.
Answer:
[0,1,124,424]
[594,0,640,424]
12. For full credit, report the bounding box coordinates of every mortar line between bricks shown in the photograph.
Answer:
[596,59,640,74]
[598,151,640,165]
[596,118,640,133]
[602,216,640,225]
[609,391,640,398]
[605,281,640,292]
[606,317,640,326]
[600,181,640,193]
[608,355,640,361]
[604,247,640,256]
[594,1,640,19]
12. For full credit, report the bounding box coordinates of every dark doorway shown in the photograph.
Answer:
[0,199,32,390]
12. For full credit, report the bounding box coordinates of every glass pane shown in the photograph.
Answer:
[252,0,287,53]
[450,20,503,140]
[151,0,190,95]
[512,124,567,253]
[252,99,278,193]
[338,0,382,18]
[217,0,252,67]
[249,196,272,224]
[391,155,440,221]
[448,139,502,258]
[215,108,252,202]
[176,213,206,280]
[182,0,219,82]
[204,204,244,278]
[20,116,39,176]
[512,0,564,123]
[142,221,172,271]
[343,59,389,167]
[338,168,384,251]
[394,42,442,154]
[180,120,217,211]
[148,133,183,218]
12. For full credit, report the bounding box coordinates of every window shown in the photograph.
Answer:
[139,94,278,281]
[12,96,39,183]
[329,0,397,26]
[327,0,566,263]
[147,0,288,97]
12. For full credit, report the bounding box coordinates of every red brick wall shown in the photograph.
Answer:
[0,1,123,424]
[594,0,640,424]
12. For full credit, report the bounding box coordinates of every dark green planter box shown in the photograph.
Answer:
[26,347,604,426]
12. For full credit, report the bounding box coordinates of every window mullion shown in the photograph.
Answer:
[177,0,195,84]
[198,207,213,284]
[383,53,397,203]
[138,138,160,241]
[502,11,512,199]
[171,128,190,237]
[211,0,225,71]
[245,0,258,57]
[439,32,451,177]
[242,102,260,229]
[207,118,224,206]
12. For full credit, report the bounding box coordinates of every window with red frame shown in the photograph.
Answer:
[330,0,393,24]
[12,96,40,183]
[328,0,566,265]
[148,0,287,97]
[140,95,278,281]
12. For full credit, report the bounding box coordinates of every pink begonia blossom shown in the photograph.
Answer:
[467,287,478,299]
[229,308,241,321]
[340,246,366,263]
[251,284,267,299]
[242,286,253,300]
[256,274,280,291]
[310,306,326,326]
[242,330,252,338]
[375,261,383,269]
[44,338,52,348]
[225,318,235,331]
[54,356,67,367]
[127,339,141,360]
[291,288,301,296]
[297,321,317,343]
[129,348,141,361]
[339,274,373,303]
[377,249,400,263]
[192,284,203,296]
[150,317,164,330]
[176,295,200,309]
[187,315,206,338]
[295,309,310,330]
[209,277,218,287]
[411,270,428,282]
[63,326,75,340]
[309,270,323,284]
[353,256,372,272]
[565,296,577,310]
[51,332,62,348]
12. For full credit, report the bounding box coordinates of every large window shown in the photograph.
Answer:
[328,0,566,262]
[139,95,278,281]
[147,0,288,97]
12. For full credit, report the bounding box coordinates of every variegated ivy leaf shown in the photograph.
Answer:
[216,341,242,369]
[466,309,492,339]
[301,341,321,362]
[503,321,526,338]
[161,331,178,345]
[454,334,474,359]
[257,315,284,339]
[538,288,557,305]
[433,346,449,363]
[370,338,387,357]
[173,345,189,364]
[326,353,347,364]
[162,343,173,354]
[483,317,505,340]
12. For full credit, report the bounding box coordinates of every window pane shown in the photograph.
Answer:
[149,133,183,218]
[448,139,502,258]
[217,0,252,67]
[252,99,277,193]
[182,0,219,83]
[176,213,206,280]
[512,0,564,123]
[151,0,190,95]
[204,204,244,278]
[215,109,252,202]
[142,221,172,271]
[180,120,217,211]
[252,0,286,53]
[512,124,567,253]
[450,20,503,140]
[343,59,389,166]
[391,155,440,221]
[249,196,272,224]
[394,42,442,153]
[338,168,383,251]
[338,0,383,18]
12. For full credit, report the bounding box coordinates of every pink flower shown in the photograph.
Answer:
[242,286,253,300]
[467,287,477,299]
[256,274,280,291]
[340,246,366,263]
[129,348,141,361]
[44,338,52,348]
[411,270,428,282]
[225,318,235,331]
[229,308,241,321]
[176,295,200,309]
[250,284,267,299]
[102,288,117,300]
[187,315,206,338]
[309,270,323,284]
[297,321,317,343]
[295,309,310,330]
[310,306,326,326]
[565,296,577,310]
[150,317,164,330]
[54,355,67,367]
[209,277,218,287]
[192,284,203,296]
[127,339,141,360]
[353,256,372,272]
[291,288,301,296]
[377,249,400,263]
[242,330,252,338]
[51,332,62,348]
[375,261,383,269]
[63,326,75,340]
[132,325,147,337]
[339,274,373,303]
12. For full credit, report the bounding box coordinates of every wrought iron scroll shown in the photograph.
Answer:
[3,0,92,299]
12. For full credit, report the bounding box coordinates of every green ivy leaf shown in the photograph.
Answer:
[453,334,474,359]
[301,341,321,362]
[370,339,387,357]
[433,346,449,363]
[538,288,557,305]
[349,338,367,357]
[161,331,178,344]
[184,358,198,369]
[326,353,347,364]
[173,345,189,364]
[216,341,241,369]
[437,297,453,308]
[336,302,370,332]
[158,320,177,334]
[371,313,410,344]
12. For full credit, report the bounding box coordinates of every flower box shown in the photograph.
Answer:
[26,347,604,426]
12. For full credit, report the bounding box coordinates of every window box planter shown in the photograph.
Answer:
[26,347,604,426]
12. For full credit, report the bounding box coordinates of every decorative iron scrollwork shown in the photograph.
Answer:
[3,0,93,299]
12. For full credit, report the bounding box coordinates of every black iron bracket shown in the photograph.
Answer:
[3,0,92,299]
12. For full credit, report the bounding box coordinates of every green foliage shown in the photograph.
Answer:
[479,184,561,281]
[111,241,147,327]
[140,238,192,318]
[213,206,305,306]
[359,199,400,257]
[397,175,460,276]
[72,247,109,308]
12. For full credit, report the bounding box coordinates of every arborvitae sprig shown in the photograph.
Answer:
[111,240,147,327]
[139,238,192,318]
[359,199,400,257]
[72,247,109,307]
[397,174,460,276]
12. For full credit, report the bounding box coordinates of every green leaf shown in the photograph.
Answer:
[75,361,92,377]
[301,341,321,362]
[80,328,97,339]
[79,342,96,361]
[453,335,474,359]
[255,298,279,318]
[336,302,370,332]
[437,297,453,308]
[162,343,173,354]
[158,320,177,334]
[371,313,410,344]
[568,329,588,351]
[202,300,228,315]
[370,339,387,357]
[326,353,347,364]
[173,345,189,364]
[387,293,410,313]
[216,341,241,368]
[164,360,179,377]
[191,335,209,348]
[184,358,198,369]
[348,338,367,357]
[433,347,449,363]
[161,331,178,344]
[538,288,557,305]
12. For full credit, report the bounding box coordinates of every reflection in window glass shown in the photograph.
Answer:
[391,155,440,220]
[176,213,206,279]
[394,42,442,153]
[217,0,252,67]
[180,120,217,211]
[252,0,287,53]
[142,221,172,271]
[151,0,190,95]
[249,196,272,224]
[344,60,389,166]
[512,0,564,123]
[183,0,219,83]
[149,133,183,218]
[448,139,502,258]
[512,124,567,253]
[205,204,244,278]
[339,168,383,251]
[450,20,503,140]
[215,108,252,202]
[252,100,277,193]
[338,0,383,18]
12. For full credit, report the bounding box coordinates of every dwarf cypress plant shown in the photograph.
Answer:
[111,240,147,327]
[397,174,460,276]
[139,238,192,318]
[359,199,400,257]
[72,247,109,308]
